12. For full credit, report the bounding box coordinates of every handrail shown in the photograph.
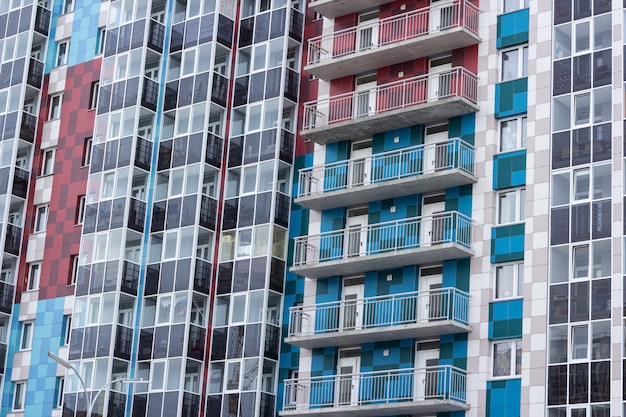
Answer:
[302,67,478,130]
[287,287,470,337]
[307,0,480,65]
[283,365,467,410]
[297,138,475,197]
[293,211,473,267]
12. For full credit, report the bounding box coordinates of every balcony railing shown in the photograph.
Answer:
[291,212,472,278]
[307,1,479,78]
[297,139,474,209]
[282,365,467,415]
[288,288,469,337]
[301,68,478,143]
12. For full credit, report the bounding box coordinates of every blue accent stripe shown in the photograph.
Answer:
[125,0,175,413]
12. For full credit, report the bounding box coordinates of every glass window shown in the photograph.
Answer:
[63,0,73,13]
[41,149,55,176]
[13,382,26,410]
[34,205,49,232]
[56,41,69,66]
[573,168,590,200]
[574,93,590,125]
[498,188,525,224]
[571,325,588,360]
[27,263,40,290]
[503,0,529,13]
[500,117,527,152]
[495,262,524,299]
[573,245,590,278]
[501,46,528,81]
[20,322,33,350]
[492,340,522,377]
[48,94,63,120]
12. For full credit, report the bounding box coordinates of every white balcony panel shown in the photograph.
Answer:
[306,1,480,80]
[296,139,476,211]
[308,0,392,19]
[285,288,471,349]
[301,68,478,144]
[291,212,473,279]
[281,366,468,416]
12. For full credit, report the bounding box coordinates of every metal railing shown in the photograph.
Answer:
[288,287,469,337]
[297,139,474,197]
[307,0,479,65]
[283,365,467,410]
[293,211,472,267]
[303,67,478,130]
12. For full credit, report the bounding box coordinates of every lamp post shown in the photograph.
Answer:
[48,351,148,416]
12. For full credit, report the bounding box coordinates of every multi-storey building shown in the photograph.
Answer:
[0,0,624,417]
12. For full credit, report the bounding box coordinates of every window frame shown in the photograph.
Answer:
[56,40,69,67]
[63,0,73,14]
[55,377,65,408]
[34,205,49,232]
[497,187,526,225]
[503,0,529,13]
[13,381,26,411]
[500,45,528,81]
[41,148,55,176]
[491,339,522,378]
[499,116,527,152]
[27,263,41,290]
[48,94,63,121]
[76,196,86,225]
[69,254,79,285]
[89,81,99,110]
[494,261,524,299]
[82,137,93,167]
[20,322,33,350]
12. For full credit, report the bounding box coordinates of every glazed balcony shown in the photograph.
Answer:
[302,67,478,144]
[281,365,468,416]
[306,1,480,80]
[296,139,475,211]
[291,211,473,279]
[285,288,470,349]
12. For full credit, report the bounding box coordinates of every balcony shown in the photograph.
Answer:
[285,288,470,349]
[281,365,468,417]
[302,67,478,144]
[306,1,480,80]
[308,0,393,19]
[296,139,475,211]
[291,211,472,279]
[27,58,44,88]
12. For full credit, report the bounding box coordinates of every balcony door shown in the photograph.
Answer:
[424,124,449,173]
[340,276,364,330]
[357,11,379,50]
[418,266,443,321]
[345,207,368,257]
[428,55,452,101]
[415,340,440,403]
[337,349,361,406]
[355,73,377,118]
[430,0,455,31]
[420,193,446,245]
[349,140,372,187]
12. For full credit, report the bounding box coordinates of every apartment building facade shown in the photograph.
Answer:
[0,0,622,417]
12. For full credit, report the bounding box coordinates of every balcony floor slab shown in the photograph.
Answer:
[308,0,391,19]
[291,244,474,279]
[285,320,471,349]
[302,97,479,144]
[295,169,476,211]
[279,399,469,417]
[307,27,480,81]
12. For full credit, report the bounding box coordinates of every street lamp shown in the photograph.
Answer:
[48,351,148,416]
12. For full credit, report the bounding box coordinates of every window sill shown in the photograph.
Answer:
[488,375,522,382]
